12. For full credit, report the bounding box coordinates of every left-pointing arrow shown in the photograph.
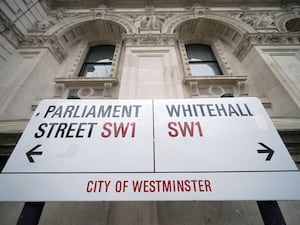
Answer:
[26,144,43,163]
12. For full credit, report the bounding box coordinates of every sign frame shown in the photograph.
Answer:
[1,97,299,201]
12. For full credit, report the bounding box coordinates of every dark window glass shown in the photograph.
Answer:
[79,45,115,77]
[185,44,222,76]
[285,18,300,32]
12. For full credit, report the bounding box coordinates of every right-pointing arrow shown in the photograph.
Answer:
[257,142,274,161]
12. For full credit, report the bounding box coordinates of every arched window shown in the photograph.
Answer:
[285,18,300,32]
[79,45,115,77]
[185,44,222,76]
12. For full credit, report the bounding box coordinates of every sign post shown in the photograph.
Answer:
[0,97,299,201]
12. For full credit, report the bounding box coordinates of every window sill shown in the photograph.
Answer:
[183,76,247,85]
[183,75,248,97]
[54,77,118,98]
[54,77,118,87]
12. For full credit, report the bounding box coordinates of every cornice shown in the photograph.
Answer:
[14,4,300,63]
[30,5,298,34]
[123,33,178,46]
[234,32,300,61]
[45,0,296,9]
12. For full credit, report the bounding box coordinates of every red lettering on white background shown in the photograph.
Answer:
[115,180,129,192]
[86,179,212,193]
[86,180,111,192]
[168,121,203,137]
[131,179,212,193]
[101,122,136,138]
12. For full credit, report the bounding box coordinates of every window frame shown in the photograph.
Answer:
[185,44,223,76]
[79,44,116,78]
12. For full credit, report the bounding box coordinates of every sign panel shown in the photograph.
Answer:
[153,98,297,172]
[2,99,154,173]
[0,172,300,201]
[0,97,299,201]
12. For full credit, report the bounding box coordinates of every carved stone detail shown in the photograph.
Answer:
[178,40,192,77]
[123,33,178,46]
[162,11,254,35]
[276,9,300,32]
[54,83,65,97]
[232,11,276,28]
[126,7,172,34]
[103,82,113,97]
[191,4,209,17]
[0,14,25,47]
[189,81,199,96]
[16,5,300,65]
[30,8,69,33]
[54,77,118,98]
[32,19,56,32]
[90,4,108,19]
[184,76,248,97]
[234,32,300,61]
[213,38,235,76]
[19,35,67,63]
[237,80,247,96]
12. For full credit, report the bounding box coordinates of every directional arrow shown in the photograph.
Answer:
[26,144,43,163]
[257,142,274,161]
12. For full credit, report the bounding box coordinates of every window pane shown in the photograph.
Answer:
[186,44,216,62]
[80,64,112,77]
[80,45,115,77]
[85,45,115,63]
[185,44,222,76]
[190,63,222,76]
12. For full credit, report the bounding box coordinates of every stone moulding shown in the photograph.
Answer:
[162,11,255,35]
[183,76,248,97]
[16,5,300,64]
[54,77,118,98]
[44,12,136,36]
[54,77,118,87]
[183,75,247,86]
[18,35,67,63]
[123,33,178,46]
[234,32,300,61]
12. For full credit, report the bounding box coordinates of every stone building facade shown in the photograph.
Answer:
[0,0,300,224]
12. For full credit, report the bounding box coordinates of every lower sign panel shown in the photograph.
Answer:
[0,171,300,201]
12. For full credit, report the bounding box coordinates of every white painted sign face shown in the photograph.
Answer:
[3,99,154,173]
[153,98,297,172]
[0,97,299,201]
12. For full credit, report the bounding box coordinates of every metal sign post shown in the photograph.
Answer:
[257,201,286,225]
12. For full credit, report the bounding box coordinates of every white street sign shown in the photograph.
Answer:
[0,97,299,201]
[3,99,154,173]
[153,98,297,172]
[0,172,300,201]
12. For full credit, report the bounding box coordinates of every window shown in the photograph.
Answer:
[79,45,115,77]
[285,18,300,32]
[185,44,222,76]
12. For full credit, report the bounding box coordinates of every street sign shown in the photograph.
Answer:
[153,98,297,172]
[0,97,299,201]
[3,99,154,173]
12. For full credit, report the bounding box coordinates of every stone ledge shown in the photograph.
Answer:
[183,75,247,85]
[272,118,300,131]
[54,77,119,87]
